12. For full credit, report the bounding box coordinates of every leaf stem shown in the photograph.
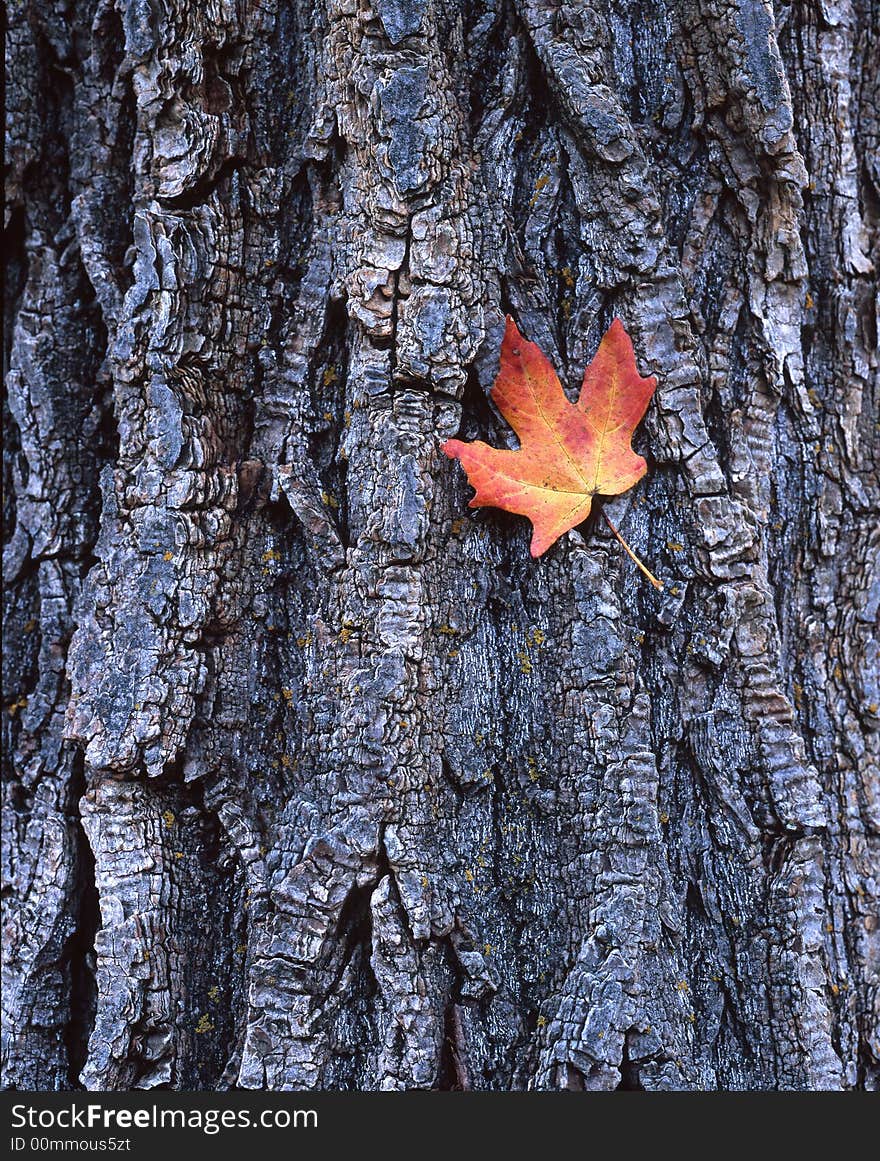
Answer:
[601,511,664,590]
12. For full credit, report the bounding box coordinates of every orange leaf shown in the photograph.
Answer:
[442,317,657,560]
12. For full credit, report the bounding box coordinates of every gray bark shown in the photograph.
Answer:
[3,0,878,1091]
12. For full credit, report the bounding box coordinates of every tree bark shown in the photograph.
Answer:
[3,0,878,1091]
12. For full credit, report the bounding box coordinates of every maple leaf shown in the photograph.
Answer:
[442,316,661,585]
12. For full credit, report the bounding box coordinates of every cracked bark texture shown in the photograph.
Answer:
[3,0,878,1091]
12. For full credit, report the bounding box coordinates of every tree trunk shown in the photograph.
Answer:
[3,0,878,1092]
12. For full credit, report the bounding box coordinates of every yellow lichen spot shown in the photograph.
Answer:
[536,1014,547,1028]
[464,868,474,882]
[338,627,352,644]
[526,756,540,783]
[687,1013,697,1024]
[677,980,690,993]
[323,411,333,422]
[163,551,174,562]
[517,651,532,674]
[323,366,338,387]
[296,632,312,648]
[195,1014,215,1034]
[560,266,575,288]
[262,548,280,562]
[451,518,465,535]
[421,875,429,888]
[438,624,458,636]
[7,696,28,717]
[805,291,814,309]
[208,986,220,1001]
[321,491,339,509]
[529,174,550,207]
[830,983,840,996]
[659,811,669,824]
[23,618,37,632]
[833,664,842,681]
[666,540,684,553]
[174,851,184,860]
[447,649,459,658]
[281,754,293,768]
[162,811,176,828]
[281,688,294,702]
[483,943,492,955]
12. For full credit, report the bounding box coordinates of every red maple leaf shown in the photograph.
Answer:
[443,317,661,585]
